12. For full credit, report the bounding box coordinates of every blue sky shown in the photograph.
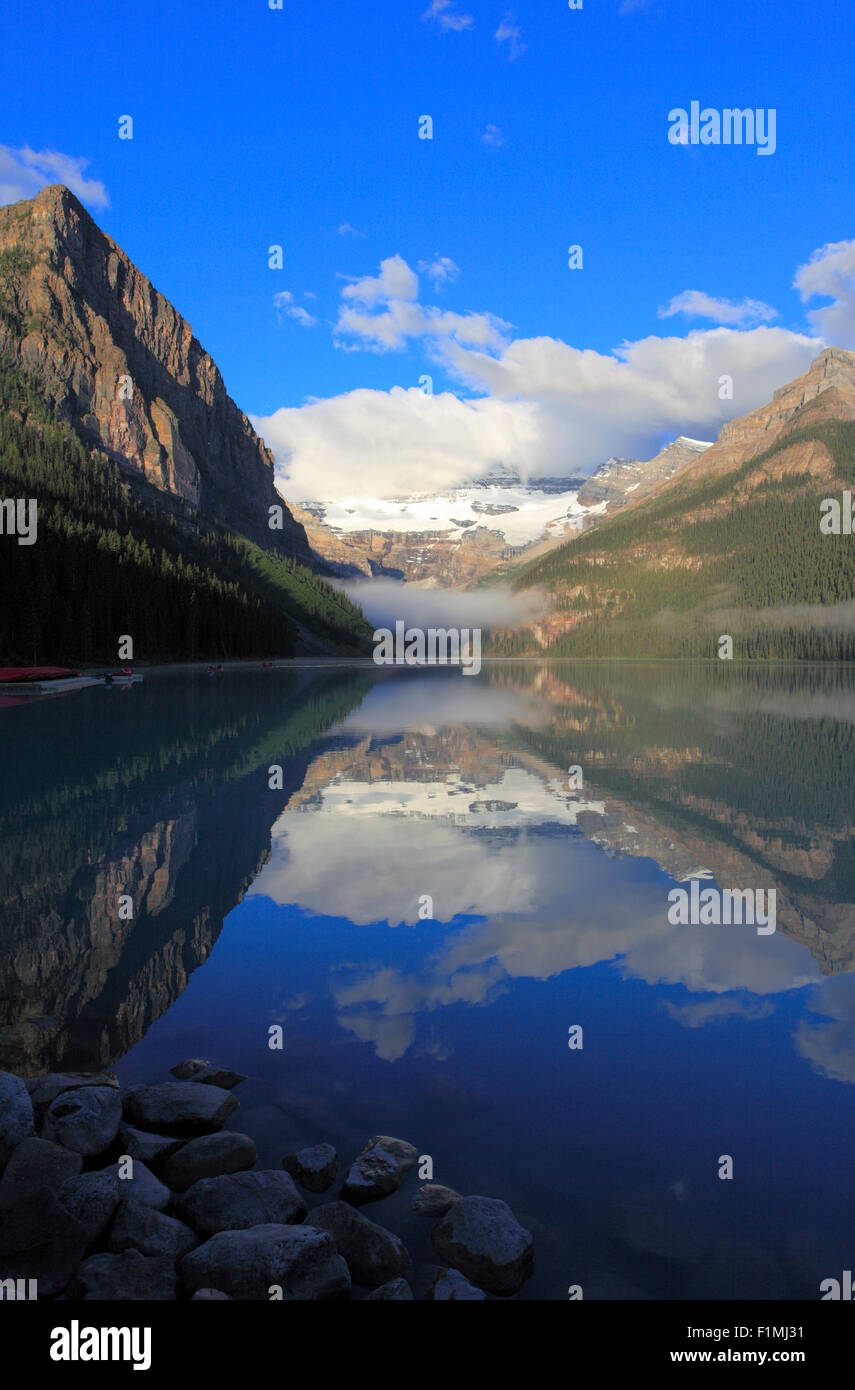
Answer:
[2,0,854,498]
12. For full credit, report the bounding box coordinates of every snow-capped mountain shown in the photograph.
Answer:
[286,438,713,585]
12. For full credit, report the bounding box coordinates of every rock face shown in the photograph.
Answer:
[0,184,309,558]
[576,438,712,515]
[340,1135,419,1206]
[430,1196,534,1295]
[180,1224,351,1301]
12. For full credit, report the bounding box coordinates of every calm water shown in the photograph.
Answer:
[2,660,855,1299]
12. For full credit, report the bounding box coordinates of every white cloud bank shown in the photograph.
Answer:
[252,240,855,502]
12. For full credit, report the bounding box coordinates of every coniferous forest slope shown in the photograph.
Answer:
[0,186,371,662]
[489,348,855,661]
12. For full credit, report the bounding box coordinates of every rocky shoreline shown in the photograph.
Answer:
[0,1062,534,1300]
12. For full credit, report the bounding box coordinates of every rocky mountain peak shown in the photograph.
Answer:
[0,184,308,557]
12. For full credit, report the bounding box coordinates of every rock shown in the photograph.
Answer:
[118,1160,170,1211]
[27,1072,119,1122]
[177,1171,307,1237]
[118,1125,184,1167]
[169,1060,246,1089]
[429,1267,487,1300]
[191,1287,232,1300]
[430,1196,534,1295]
[340,1135,419,1206]
[123,1082,238,1136]
[0,1188,87,1297]
[74,1249,177,1300]
[43,1085,122,1157]
[0,1071,33,1172]
[305,1202,410,1289]
[180,1224,351,1301]
[56,1170,121,1248]
[161,1132,257,1192]
[0,1137,82,1201]
[108,1201,198,1260]
[363,1278,414,1300]
[282,1143,338,1194]
[412,1184,461,1218]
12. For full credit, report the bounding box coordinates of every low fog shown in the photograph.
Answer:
[339,577,549,631]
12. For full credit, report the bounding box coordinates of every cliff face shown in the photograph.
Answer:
[0,184,309,557]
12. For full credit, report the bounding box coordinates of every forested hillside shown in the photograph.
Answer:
[0,359,371,664]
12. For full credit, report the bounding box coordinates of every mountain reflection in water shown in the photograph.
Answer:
[1,660,855,1299]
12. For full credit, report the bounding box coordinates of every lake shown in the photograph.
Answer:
[1,659,854,1299]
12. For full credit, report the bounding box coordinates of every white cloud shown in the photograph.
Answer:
[658,289,778,327]
[255,385,541,499]
[794,238,855,347]
[418,255,460,288]
[337,222,365,238]
[341,254,419,307]
[495,12,526,60]
[273,290,317,327]
[421,0,474,31]
[335,254,509,352]
[481,124,505,147]
[0,144,110,209]
[255,324,820,498]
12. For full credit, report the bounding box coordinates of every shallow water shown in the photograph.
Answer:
[2,660,854,1299]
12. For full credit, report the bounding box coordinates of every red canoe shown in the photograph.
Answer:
[0,667,81,683]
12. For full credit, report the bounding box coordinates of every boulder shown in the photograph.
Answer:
[117,1160,170,1211]
[118,1125,184,1167]
[74,1249,177,1300]
[56,1170,121,1248]
[27,1072,118,1123]
[43,1085,122,1157]
[306,1201,410,1288]
[0,1137,81,1201]
[191,1287,232,1300]
[177,1171,306,1237]
[0,1071,33,1172]
[412,1184,461,1218]
[0,1188,87,1297]
[123,1082,238,1135]
[180,1224,351,1300]
[429,1267,487,1300]
[161,1132,257,1192]
[108,1201,198,1260]
[282,1142,339,1194]
[169,1060,246,1089]
[340,1135,419,1206]
[430,1195,534,1295]
[363,1278,414,1300]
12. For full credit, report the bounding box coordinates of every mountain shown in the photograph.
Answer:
[0,186,370,660]
[494,347,855,659]
[576,437,712,511]
[289,438,713,587]
[0,185,307,554]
